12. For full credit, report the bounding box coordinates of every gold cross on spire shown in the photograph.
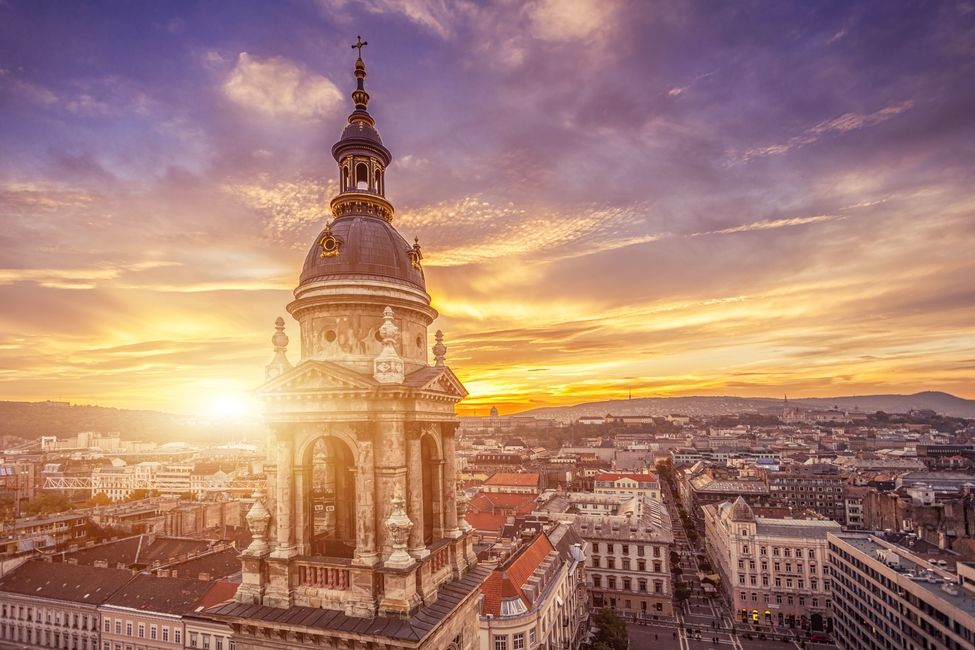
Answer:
[351,35,368,59]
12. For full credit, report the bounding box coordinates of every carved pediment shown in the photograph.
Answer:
[257,359,378,395]
[405,365,469,399]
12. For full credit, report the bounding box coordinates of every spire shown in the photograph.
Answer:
[349,35,372,123]
[433,329,446,367]
[330,35,394,223]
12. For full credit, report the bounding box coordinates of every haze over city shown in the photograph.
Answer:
[1,0,974,417]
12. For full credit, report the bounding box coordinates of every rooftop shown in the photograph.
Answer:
[0,560,133,604]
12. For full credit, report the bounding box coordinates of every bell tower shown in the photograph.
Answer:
[219,40,484,650]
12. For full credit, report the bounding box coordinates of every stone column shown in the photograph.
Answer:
[432,459,446,539]
[293,464,310,555]
[353,423,379,566]
[442,423,461,538]
[406,423,429,558]
[374,417,407,562]
[270,432,296,559]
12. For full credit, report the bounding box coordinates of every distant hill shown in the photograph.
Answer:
[0,401,262,445]
[513,391,975,421]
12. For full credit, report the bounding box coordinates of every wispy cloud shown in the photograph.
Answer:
[223,53,344,120]
[691,215,845,237]
[740,101,915,160]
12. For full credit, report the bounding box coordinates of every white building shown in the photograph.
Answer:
[478,523,589,650]
[703,497,840,630]
[593,472,660,501]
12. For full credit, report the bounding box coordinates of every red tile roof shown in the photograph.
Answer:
[469,492,537,513]
[481,534,556,617]
[464,511,506,534]
[484,472,540,487]
[594,472,658,483]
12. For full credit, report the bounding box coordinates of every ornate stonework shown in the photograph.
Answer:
[207,41,482,650]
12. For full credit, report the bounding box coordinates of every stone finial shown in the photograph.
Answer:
[373,306,404,384]
[432,329,446,367]
[384,484,415,568]
[244,486,272,556]
[265,317,293,380]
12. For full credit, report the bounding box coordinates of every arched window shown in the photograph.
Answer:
[355,162,369,190]
[375,169,383,195]
[342,166,350,190]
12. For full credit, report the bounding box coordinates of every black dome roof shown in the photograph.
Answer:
[298,216,425,290]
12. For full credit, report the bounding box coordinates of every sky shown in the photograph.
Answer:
[1,0,974,418]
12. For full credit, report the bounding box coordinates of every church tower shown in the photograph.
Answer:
[210,40,484,650]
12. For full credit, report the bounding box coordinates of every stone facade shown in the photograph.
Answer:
[207,46,483,650]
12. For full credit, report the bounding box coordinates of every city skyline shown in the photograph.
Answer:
[2,1,974,417]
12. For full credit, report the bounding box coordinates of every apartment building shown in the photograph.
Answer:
[703,497,840,630]
[827,532,975,650]
[0,560,133,650]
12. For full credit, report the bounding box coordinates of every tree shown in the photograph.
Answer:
[84,492,112,507]
[23,492,73,516]
[591,608,628,650]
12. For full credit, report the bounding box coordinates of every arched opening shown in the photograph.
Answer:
[342,165,350,191]
[304,436,357,558]
[355,162,369,190]
[421,435,438,545]
[375,169,383,195]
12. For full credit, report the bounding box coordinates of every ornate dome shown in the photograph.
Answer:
[729,496,755,522]
[298,215,425,290]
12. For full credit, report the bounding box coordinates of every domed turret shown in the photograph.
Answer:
[288,40,435,374]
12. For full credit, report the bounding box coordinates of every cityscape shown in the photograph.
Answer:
[2,3,974,650]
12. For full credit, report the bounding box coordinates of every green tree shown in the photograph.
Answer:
[84,492,112,507]
[23,492,73,516]
[591,608,628,650]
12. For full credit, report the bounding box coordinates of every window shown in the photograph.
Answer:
[743,544,749,554]
[126,622,132,636]
[592,576,602,588]
[654,580,663,594]
[513,632,525,650]
[812,598,819,608]
[190,632,200,648]
[203,634,212,650]
[592,543,600,554]
[622,544,629,555]
[175,629,182,644]
[622,578,631,591]
[811,578,818,590]
[760,546,767,555]
[808,549,816,559]
[216,638,223,650]
[774,562,781,572]
[494,635,508,650]
[115,621,122,635]
[738,560,744,570]
[653,545,660,557]
[638,579,647,592]
[762,576,769,587]
[653,561,662,573]
[637,546,645,557]
[761,561,768,571]
[798,597,805,607]
[138,623,145,639]
[638,559,646,572]
[773,547,780,556]
[607,577,616,590]
[774,578,781,588]
[149,626,157,641]
[104,619,111,633]
[162,628,169,642]
[749,576,756,586]
[784,548,791,558]
[529,629,536,646]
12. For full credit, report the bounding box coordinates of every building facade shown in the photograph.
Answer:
[205,46,485,650]
[828,532,975,650]
[766,464,847,523]
[592,472,660,501]
[577,498,674,615]
[703,497,839,630]
[478,524,589,650]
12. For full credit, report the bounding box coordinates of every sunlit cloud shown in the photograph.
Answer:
[0,1,972,416]
[740,100,915,160]
[223,52,344,120]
